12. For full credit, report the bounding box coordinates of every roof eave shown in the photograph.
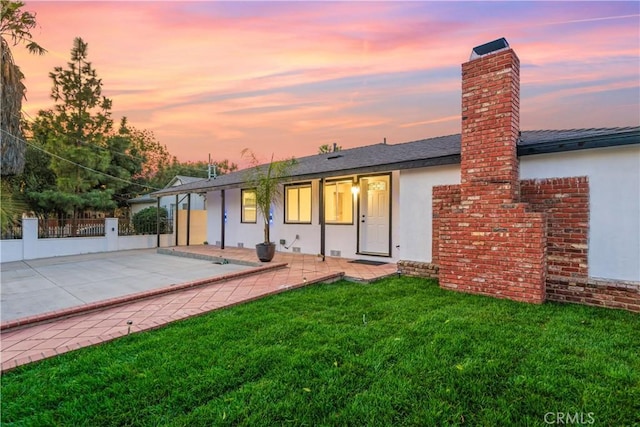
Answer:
[151,154,461,195]
[151,129,639,196]
[518,130,640,156]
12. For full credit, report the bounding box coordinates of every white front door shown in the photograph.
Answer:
[359,175,390,255]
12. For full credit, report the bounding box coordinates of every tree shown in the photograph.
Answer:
[5,137,56,217]
[148,158,238,191]
[242,149,296,250]
[132,206,168,234]
[0,178,26,233]
[318,143,342,154]
[104,118,145,208]
[127,126,172,184]
[1,0,46,175]
[36,37,120,217]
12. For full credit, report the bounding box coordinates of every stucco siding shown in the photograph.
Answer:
[520,145,640,281]
[398,164,461,263]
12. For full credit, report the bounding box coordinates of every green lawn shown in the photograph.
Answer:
[2,277,639,426]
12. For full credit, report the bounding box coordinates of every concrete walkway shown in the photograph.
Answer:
[1,246,397,372]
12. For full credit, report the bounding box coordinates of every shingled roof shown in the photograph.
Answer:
[153,126,639,196]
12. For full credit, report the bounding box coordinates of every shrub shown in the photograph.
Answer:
[132,207,169,234]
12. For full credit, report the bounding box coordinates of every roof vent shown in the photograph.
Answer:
[327,154,343,160]
[470,37,509,60]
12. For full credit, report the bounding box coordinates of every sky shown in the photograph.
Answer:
[12,1,640,165]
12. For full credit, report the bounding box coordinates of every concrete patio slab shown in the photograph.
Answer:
[1,249,251,322]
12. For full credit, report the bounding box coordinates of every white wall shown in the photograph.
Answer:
[117,234,173,251]
[520,145,640,282]
[0,218,175,263]
[207,188,263,249]
[0,240,23,263]
[207,175,400,260]
[398,164,461,263]
[208,185,323,254]
[206,190,222,246]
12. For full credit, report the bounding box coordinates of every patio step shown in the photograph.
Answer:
[157,247,263,267]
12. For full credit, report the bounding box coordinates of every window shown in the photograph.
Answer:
[285,183,312,224]
[324,180,353,224]
[241,189,257,223]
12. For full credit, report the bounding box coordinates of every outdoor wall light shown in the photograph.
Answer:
[351,185,360,195]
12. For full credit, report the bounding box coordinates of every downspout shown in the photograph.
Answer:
[220,190,226,249]
[319,178,325,261]
[186,193,191,246]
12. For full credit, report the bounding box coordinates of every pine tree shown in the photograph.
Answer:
[38,37,119,217]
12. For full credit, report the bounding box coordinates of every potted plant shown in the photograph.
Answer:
[242,149,296,262]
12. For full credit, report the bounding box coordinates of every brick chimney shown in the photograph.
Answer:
[438,38,547,303]
[461,40,520,203]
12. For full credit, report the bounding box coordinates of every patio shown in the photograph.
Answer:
[1,246,397,372]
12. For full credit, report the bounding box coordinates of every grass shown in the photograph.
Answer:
[2,276,639,426]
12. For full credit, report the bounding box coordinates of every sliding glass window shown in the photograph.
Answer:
[285,183,312,224]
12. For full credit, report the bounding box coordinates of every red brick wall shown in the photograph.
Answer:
[438,203,547,303]
[433,177,590,283]
[460,49,520,203]
[547,277,639,312]
[438,47,547,304]
[432,185,460,264]
[521,177,589,279]
[395,259,640,312]
[397,261,439,278]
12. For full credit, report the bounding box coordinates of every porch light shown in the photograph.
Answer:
[351,185,360,195]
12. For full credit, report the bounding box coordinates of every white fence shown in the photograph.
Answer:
[0,218,175,263]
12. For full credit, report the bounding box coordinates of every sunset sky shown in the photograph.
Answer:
[13,1,640,165]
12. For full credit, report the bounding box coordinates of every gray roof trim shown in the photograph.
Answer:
[152,127,638,197]
[517,128,639,156]
[259,154,462,185]
[128,194,157,204]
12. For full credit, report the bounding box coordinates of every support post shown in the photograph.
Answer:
[175,194,179,246]
[319,178,325,260]
[186,193,191,246]
[220,190,226,249]
[156,197,160,247]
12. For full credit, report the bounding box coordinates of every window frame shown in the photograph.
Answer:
[324,178,354,225]
[241,188,257,224]
[284,182,313,225]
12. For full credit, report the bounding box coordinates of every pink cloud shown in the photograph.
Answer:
[11,1,639,164]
